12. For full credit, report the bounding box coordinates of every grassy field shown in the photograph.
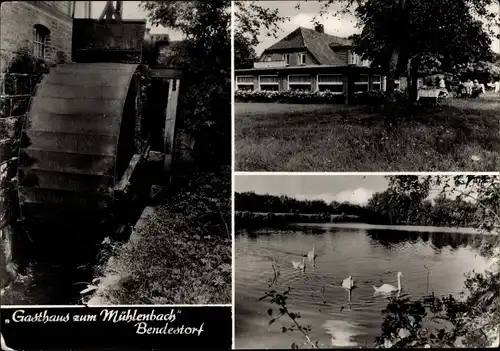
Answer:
[235,94,500,171]
[88,167,231,305]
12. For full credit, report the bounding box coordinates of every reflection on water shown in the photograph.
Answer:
[235,224,495,349]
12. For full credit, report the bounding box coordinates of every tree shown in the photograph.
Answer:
[378,175,500,348]
[304,0,499,102]
[352,0,495,101]
[234,1,289,69]
[141,1,231,168]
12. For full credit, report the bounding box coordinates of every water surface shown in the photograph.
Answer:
[235,224,495,349]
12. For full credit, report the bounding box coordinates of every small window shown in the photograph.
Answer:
[297,53,306,65]
[33,25,50,59]
[282,54,290,66]
[349,51,359,65]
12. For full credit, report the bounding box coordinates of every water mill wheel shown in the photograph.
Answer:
[17,62,146,231]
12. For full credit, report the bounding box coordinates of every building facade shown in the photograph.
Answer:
[0,1,91,72]
[235,24,402,95]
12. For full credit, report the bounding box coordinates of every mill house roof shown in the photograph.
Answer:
[260,25,354,66]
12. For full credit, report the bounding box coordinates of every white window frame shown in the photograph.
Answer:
[282,53,290,66]
[236,76,254,90]
[349,51,359,65]
[287,74,311,90]
[258,75,279,91]
[372,75,382,90]
[394,79,401,90]
[297,53,306,66]
[33,25,49,59]
[316,74,344,92]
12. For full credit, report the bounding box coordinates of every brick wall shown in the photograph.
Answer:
[0,1,73,72]
[0,0,73,287]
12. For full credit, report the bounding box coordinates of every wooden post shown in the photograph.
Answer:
[99,0,122,24]
[163,78,181,174]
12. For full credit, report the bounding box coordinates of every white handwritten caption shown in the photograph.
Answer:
[5,309,204,336]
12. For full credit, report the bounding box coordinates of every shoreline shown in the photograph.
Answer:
[235,211,496,235]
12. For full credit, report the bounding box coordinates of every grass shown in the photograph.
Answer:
[235,93,500,171]
[87,167,232,305]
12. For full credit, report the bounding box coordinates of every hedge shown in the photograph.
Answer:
[235,89,407,105]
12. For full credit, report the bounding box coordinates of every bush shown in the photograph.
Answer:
[235,90,345,104]
[351,89,408,105]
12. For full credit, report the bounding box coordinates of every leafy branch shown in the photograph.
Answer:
[259,287,319,349]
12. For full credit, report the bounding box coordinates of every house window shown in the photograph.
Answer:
[354,74,369,92]
[33,25,50,59]
[349,51,359,65]
[395,79,401,90]
[297,53,306,65]
[282,54,290,66]
[288,75,311,91]
[259,75,279,91]
[317,74,343,93]
[372,75,382,90]
[236,76,254,91]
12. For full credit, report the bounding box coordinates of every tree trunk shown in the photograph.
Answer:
[386,48,399,102]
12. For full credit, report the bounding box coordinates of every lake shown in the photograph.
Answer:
[235,223,497,349]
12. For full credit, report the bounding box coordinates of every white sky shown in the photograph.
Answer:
[235,175,389,206]
[252,0,500,56]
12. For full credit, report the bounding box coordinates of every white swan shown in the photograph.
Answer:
[292,256,306,271]
[307,245,317,266]
[373,271,403,294]
[342,276,356,305]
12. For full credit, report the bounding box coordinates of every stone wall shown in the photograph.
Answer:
[1,1,73,72]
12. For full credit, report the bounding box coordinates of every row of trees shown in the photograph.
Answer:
[235,176,498,229]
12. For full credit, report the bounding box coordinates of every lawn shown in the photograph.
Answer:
[235,94,500,171]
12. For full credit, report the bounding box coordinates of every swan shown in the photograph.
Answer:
[307,245,317,266]
[342,276,356,305]
[373,271,403,294]
[292,255,306,271]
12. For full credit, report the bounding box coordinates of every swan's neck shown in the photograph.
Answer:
[397,275,402,291]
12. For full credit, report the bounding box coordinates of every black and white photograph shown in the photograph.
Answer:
[234,174,500,349]
[234,0,500,172]
[0,0,231,312]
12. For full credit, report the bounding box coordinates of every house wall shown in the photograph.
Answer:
[0,1,75,72]
[236,67,382,93]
